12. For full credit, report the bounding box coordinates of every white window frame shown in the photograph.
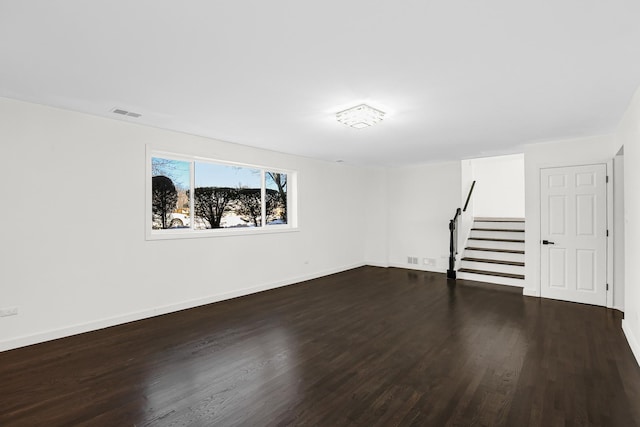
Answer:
[146,147,298,240]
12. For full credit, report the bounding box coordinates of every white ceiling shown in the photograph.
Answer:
[2,1,640,166]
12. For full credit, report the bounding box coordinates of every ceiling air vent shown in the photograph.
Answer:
[111,108,142,118]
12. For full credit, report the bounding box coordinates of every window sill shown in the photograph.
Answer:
[146,225,299,241]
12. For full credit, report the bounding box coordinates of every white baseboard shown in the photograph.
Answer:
[388,262,446,274]
[622,320,640,367]
[523,288,540,297]
[0,263,365,352]
[364,261,389,268]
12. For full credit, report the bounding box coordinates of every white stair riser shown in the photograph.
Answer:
[470,230,525,240]
[466,239,525,251]
[463,250,524,262]
[460,261,525,275]
[458,218,526,287]
[473,221,525,230]
[457,271,525,287]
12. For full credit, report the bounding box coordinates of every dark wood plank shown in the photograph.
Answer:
[469,237,526,243]
[474,219,525,223]
[459,267,525,279]
[466,246,526,254]
[461,257,525,267]
[1,266,639,426]
[471,228,525,232]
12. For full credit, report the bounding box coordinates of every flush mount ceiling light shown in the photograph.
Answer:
[336,104,385,129]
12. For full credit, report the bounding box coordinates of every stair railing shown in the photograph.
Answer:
[463,180,476,213]
[447,181,476,280]
[447,208,461,279]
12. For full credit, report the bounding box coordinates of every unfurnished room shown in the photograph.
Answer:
[1,1,640,426]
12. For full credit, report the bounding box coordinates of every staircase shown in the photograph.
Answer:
[457,217,525,287]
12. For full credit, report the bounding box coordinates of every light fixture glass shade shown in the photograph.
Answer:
[336,104,385,128]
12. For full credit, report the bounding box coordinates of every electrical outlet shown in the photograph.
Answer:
[0,306,18,317]
[423,258,436,266]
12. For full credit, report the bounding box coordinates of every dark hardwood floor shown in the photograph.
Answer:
[2,266,639,426]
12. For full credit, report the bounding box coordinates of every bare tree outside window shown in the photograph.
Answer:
[235,188,262,227]
[152,175,178,229]
[266,172,287,223]
[190,187,237,229]
[151,157,191,229]
[194,162,262,228]
[235,188,281,226]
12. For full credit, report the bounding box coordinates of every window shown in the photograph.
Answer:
[151,158,191,229]
[148,150,295,239]
[266,172,288,225]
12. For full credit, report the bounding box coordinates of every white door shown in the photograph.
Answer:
[540,164,607,306]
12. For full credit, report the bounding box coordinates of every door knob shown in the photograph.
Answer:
[542,240,555,245]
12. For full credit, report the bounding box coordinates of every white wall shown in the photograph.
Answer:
[362,167,389,267]
[523,135,617,299]
[470,154,525,218]
[387,161,461,272]
[616,86,640,365]
[0,98,369,351]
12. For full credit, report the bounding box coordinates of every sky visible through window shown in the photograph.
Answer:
[152,158,262,189]
[151,158,190,190]
[195,163,260,188]
[265,173,280,191]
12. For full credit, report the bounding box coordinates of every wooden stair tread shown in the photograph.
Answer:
[462,257,524,267]
[466,247,525,254]
[471,228,525,232]
[474,218,525,223]
[458,268,525,280]
[468,237,525,243]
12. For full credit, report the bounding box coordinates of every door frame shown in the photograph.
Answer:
[531,160,613,308]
